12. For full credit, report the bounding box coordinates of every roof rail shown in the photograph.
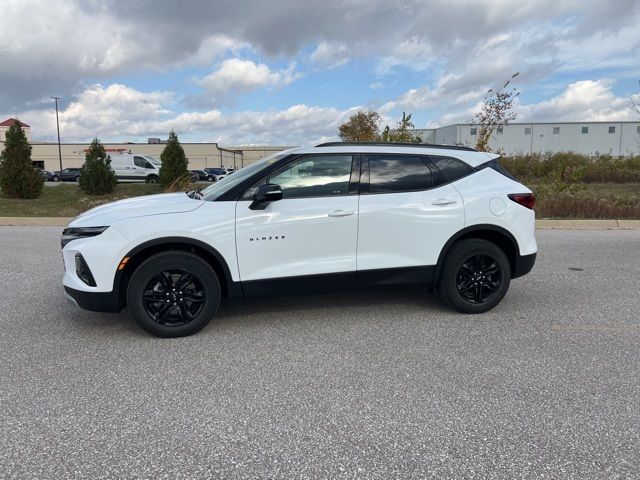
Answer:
[315,141,477,152]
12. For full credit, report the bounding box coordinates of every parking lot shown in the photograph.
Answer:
[1,227,639,478]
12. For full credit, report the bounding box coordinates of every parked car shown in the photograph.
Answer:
[34,167,50,181]
[51,168,82,182]
[190,170,208,182]
[202,167,227,182]
[110,154,161,183]
[61,142,537,337]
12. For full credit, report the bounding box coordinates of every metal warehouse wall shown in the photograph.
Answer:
[436,122,640,156]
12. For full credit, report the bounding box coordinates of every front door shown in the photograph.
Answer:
[236,154,359,291]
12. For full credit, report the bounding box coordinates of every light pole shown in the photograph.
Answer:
[51,96,62,171]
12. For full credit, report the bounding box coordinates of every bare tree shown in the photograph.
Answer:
[631,80,640,116]
[381,112,422,143]
[474,73,520,151]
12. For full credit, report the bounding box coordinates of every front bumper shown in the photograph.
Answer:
[64,286,123,313]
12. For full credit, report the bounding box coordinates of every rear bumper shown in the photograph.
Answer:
[64,286,123,313]
[513,252,536,279]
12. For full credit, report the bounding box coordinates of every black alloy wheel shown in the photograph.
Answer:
[142,269,206,326]
[127,251,221,337]
[456,254,502,304]
[438,238,511,314]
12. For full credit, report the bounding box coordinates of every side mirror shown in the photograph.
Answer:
[249,183,283,210]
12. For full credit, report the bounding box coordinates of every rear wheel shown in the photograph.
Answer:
[127,251,221,337]
[438,239,511,313]
[207,175,214,182]
[75,176,81,182]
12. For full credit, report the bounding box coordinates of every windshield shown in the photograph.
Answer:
[201,151,291,201]
[145,156,161,166]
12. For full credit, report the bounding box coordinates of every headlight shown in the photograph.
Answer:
[61,226,109,249]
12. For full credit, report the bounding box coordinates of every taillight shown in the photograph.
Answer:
[508,193,535,210]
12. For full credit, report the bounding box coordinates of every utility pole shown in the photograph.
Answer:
[51,97,62,171]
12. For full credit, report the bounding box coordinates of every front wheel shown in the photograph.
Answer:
[52,175,60,182]
[127,251,221,337]
[146,175,158,184]
[438,239,511,314]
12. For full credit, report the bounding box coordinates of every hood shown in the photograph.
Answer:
[69,192,204,227]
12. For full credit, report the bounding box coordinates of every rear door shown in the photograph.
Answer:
[357,154,464,274]
[235,154,359,289]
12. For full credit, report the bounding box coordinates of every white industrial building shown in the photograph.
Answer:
[414,121,640,156]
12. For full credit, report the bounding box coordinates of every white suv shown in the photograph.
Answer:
[62,143,537,337]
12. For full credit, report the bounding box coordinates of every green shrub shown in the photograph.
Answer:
[79,138,117,195]
[501,152,640,184]
[0,121,44,199]
[159,131,189,188]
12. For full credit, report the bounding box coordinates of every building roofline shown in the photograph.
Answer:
[0,118,30,127]
[442,120,640,127]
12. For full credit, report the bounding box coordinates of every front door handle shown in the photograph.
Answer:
[328,209,354,217]
[432,198,457,206]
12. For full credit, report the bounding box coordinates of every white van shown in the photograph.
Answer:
[110,154,161,183]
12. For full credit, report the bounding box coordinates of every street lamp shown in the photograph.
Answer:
[51,96,62,171]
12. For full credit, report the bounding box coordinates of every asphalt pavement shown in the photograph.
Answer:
[0,227,639,479]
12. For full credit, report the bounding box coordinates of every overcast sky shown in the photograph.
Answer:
[1,0,639,145]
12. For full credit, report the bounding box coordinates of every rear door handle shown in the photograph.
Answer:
[432,198,458,206]
[328,209,354,217]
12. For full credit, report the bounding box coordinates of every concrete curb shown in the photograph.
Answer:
[0,217,74,226]
[536,219,640,230]
[1,217,639,229]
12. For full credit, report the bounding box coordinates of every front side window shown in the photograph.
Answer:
[134,156,147,168]
[244,155,353,199]
[368,155,431,193]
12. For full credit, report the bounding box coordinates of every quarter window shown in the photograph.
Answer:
[368,155,432,193]
[258,155,353,199]
[430,156,474,185]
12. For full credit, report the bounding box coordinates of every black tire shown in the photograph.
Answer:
[438,239,511,314]
[146,175,159,184]
[52,175,59,182]
[126,251,221,337]
[207,175,214,182]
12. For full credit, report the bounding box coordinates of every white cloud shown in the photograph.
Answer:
[310,42,350,69]
[194,59,302,104]
[18,84,358,145]
[517,80,640,122]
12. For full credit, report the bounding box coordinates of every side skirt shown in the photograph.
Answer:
[241,266,435,297]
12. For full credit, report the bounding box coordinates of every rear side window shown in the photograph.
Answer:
[478,158,517,181]
[368,155,432,193]
[430,156,474,185]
